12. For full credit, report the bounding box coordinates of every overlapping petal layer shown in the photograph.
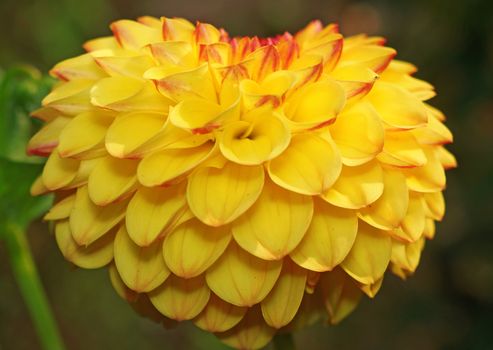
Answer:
[31,16,455,349]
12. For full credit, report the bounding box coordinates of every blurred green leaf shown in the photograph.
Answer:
[0,66,53,163]
[0,66,54,233]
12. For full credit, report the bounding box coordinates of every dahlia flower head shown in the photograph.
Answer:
[29,16,456,349]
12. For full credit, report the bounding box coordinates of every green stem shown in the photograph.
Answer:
[273,333,296,350]
[4,222,65,350]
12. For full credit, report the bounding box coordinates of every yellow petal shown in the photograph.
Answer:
[369,82,428,129]
[187,162,264,226]
[390,238,425,279]
[128,122,212,158]
[50,53,106,81]
[162,17,195,42]
[233,180,313,260]
[137,142,214,186]
[169,97,239,133]
[359,277,384,298]
[148,41,195,67]
[94,54,156,79]
[194,294,247,333]
[105,112,165,158]
[377,130,427,167]
[58,110,115,158]
[206,242,282,307]
[69,186,128,246]
[90,77,171,112]
[42,150,80,190]
[108,263,138,302]
[83,36,120,52]
[217,306,276,350]
[290,199,358,272]
[399,192,426,242]
[340,45,396,73]
[330,63,378,100]
[125,184,189,246]
[111,19,162,49]
[319,268,363,325]
[240,70,295,110]
[87,157,138,205]
[329,102,384,166]
[423,218,436,239]
[149,275,210,321]
[359,169,409,230]
[44,194,75,221]
[55,220,114,269]
[321,160,384,209]
[284,79,346,130]
[219,112,290,166]
[261,259,307,328]
[268,133,342,195]
[42,79,93,115]
[402,147,446,192]
[155,63,217,102]
[164,219,231,278]
[436,146,457,170]
[27,116,70,156]
[423,191,445,221]
[30,176,49,196]
[114,225,170,292]
[341,222,392,285]
[244,45,280,82]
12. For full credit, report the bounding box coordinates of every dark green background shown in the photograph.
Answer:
[1,0,492,349]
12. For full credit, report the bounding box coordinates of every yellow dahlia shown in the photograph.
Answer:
[29,16,456,349]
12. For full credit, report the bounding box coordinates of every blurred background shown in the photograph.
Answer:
[1,0,492,349]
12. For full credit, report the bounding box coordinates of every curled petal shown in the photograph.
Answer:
[423,191,445,221]
[220,111,290,166]
[340,44,396,73]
